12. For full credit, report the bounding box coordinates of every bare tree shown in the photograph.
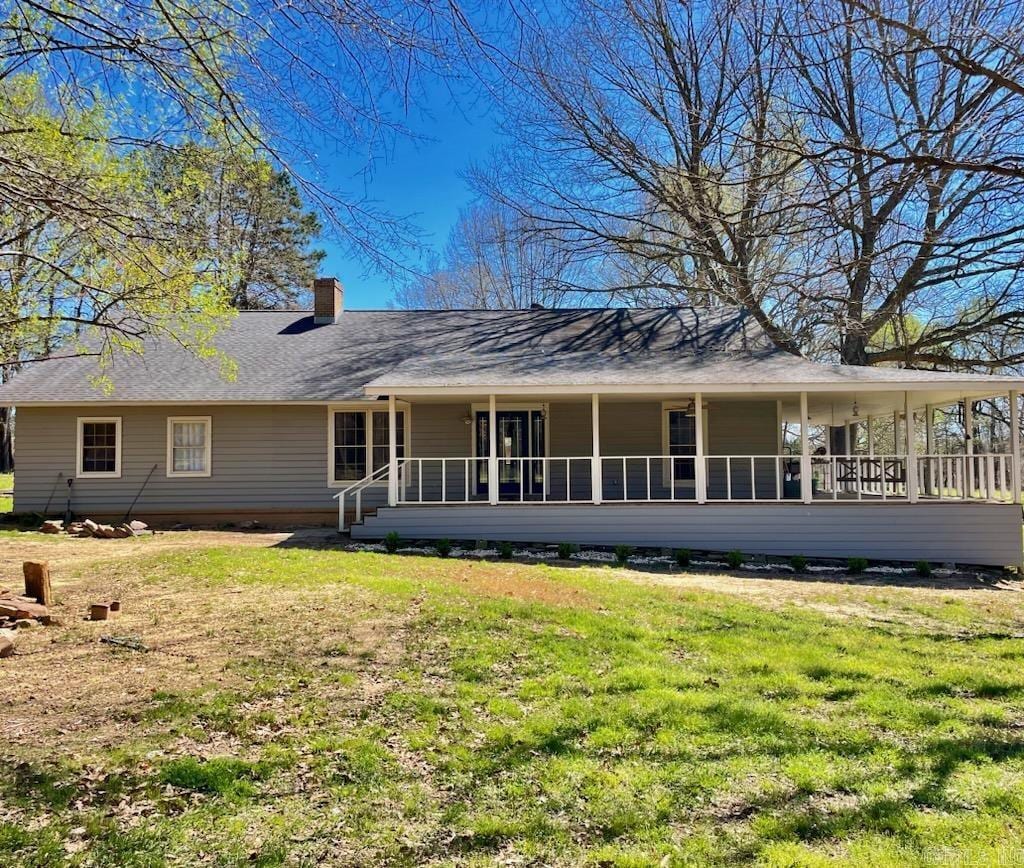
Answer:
[481,0,1024,370]
[397,203,601,309]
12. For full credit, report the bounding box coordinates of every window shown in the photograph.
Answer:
[77,417,121,477]
[667,409,696,480]
[167,417,211,477]
[331,409,406,482]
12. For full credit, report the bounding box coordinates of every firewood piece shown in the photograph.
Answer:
[90,603,110,621]
[0,636,14,658]
[23,561,52,606]
[0,600,49,620]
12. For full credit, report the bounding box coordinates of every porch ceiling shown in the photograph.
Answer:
[382,386,1015,421]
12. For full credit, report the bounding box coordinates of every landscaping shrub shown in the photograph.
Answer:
[557,542,578,560]
[497,541,513,559]
[790,555,808,573]
[383,531,401,554]
[915,560,933,577]
[726,549,745,569]
[475,539,490,551]
[847,557,868,574]
[434,539,452,558]
[613,544,633,565]
[675,548,691,569]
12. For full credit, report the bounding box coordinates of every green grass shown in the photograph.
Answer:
[3,546,1024,865]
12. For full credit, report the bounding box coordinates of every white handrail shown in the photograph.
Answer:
[333,462,400,531]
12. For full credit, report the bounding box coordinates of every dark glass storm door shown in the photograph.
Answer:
[476,410,545,499]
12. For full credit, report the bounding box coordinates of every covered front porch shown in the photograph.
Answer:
[337,385,1024,528]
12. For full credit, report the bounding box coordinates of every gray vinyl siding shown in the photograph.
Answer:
[14,405,337,515]
[14,399,781,515]
[353,502,1023,567]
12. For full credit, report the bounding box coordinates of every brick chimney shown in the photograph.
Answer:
[313,276,343,324]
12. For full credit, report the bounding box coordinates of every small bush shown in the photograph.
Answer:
[557,542,579,560]
[789,555,808,573]
[434,538,452,558]
[614,544,634,565]
[915,560,933,577]
[726,549,745,569]
[383,531,401,553]
[847,557,868,574]
[475,539,490,551]
[497,541,514,559]
[675,548,691,569]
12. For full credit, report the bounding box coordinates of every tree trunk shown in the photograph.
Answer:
[0,407,14,473]
[840,333,871,367]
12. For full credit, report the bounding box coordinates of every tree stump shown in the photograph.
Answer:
[22,561,52,607]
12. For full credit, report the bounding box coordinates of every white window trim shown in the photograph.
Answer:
[326,402,412,487]
[76,416,122,479]
[166,416,212,478]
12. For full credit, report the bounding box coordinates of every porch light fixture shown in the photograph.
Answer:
[852,397,860,418]
[462,413,473,426]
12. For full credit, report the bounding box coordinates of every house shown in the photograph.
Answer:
[3,277,1023,566]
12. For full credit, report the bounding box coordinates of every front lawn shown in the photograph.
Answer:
[2,538,1024,865]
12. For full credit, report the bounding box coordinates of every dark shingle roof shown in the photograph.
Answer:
[0,306,1018,403]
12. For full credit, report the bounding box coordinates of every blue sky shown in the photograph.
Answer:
[315,78,502,309]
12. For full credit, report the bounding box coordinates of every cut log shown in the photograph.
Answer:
[0,600,49,620]
[23,561,52,606]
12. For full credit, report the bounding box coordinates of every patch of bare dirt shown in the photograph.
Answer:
[0,529,393,753]
[403,558,596,608]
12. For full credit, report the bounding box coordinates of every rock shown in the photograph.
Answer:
[239,519,262,530]
[112,525,133,539]
[90,603,110,621]
[14,618,36,629]
[0,636,14,658]
[92,524,116,539]
[82,519,100,536]
[129,520,149,532]
[40,520,63,534]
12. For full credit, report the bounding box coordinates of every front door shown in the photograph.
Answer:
[476,410,545,498]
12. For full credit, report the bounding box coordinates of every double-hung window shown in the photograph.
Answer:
[167,417,212,477]
[77,417,122,477]
[332,409,405,483]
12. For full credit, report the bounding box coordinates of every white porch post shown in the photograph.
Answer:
[591,393,602,505]
[488,394,498,505]
[893,410,901,455]
[925,405,935,456]
[387,394,398,506]
[800,391,812,504]
[1010,390,1021,503]
[694,391,706,504]
[867,416,875,456]
[845,420,853,455]
[906,392,918,503]
[965,398,975,496]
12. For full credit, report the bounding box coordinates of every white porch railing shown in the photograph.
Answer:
[385,453,1020,507]
[333,462,395,531]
